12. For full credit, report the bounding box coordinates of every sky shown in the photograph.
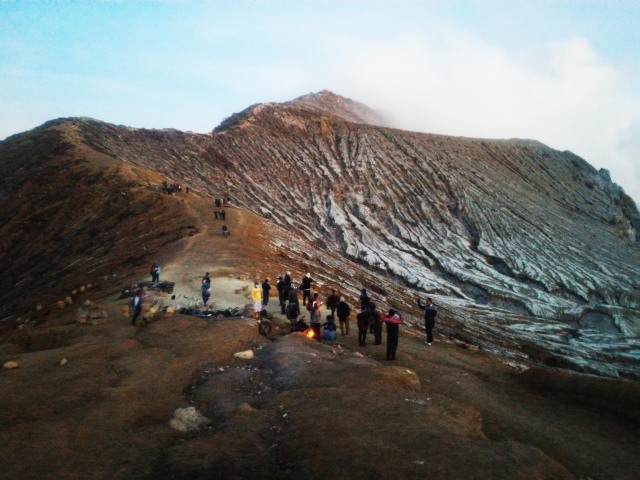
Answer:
[1,1,639,202]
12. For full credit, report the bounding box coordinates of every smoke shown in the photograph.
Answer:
[301,31,640,204]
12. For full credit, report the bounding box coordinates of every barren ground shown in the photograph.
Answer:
[1,195,638,480]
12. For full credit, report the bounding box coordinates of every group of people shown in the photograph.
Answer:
[212,198,231,235]
[250,272,439,361]
[136,264,440,356]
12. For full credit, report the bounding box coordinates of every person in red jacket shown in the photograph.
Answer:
[383,309,404,360]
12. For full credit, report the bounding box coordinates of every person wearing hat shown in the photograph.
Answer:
[417,297,437,345]
[383,309,404,360]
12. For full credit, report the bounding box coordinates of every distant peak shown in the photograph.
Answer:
[288,90,387,127]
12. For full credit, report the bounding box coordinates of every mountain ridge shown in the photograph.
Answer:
[1,91,639,378]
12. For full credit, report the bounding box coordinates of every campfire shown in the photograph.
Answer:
[305,329,316,340]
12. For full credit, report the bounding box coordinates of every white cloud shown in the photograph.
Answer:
[304,29,640,203]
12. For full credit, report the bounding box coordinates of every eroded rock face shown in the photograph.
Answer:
[1,91,639,377]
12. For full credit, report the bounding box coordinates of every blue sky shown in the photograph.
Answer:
[1,1,639,201]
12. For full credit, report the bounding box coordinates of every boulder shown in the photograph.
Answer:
[168,406,210,432]
[3,361,19,369]
[234,350,254,360]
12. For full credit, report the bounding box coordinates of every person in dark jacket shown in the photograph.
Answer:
[276,276,285,314]
[356,310,371,346]
[383,309,404,360]
[202,272,211,286]
[285,300,300,329]
[336,297,351,336]
[262,279,271,306]
[201,283,211,308]
[371,310,384,345]
[288,282,298,305]
[417,297,437,345]
[359,288,369,311]
[131,288,145,326]
[300,273,313,306]
[326,289,340,320]
[283,271,292,304]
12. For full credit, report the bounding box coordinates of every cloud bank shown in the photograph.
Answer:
[304,29,640,203]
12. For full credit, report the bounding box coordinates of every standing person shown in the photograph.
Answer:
[356,310,371,346]
[308,293,322,335]
[251,283,262,319]
[276,276,285,314]
[285,299,300,329]
[262,278,271,307]
[326,289,340,320]
[383,309,404,360]
[336,297,351,336]
[359,288,369,311]
[371,309,384,346]
[283,271,292,303]
[288,282,298,304]
[417,297,437,345]
[220,209,226,221]
[201,282,211,308]
[202,272,211,286]
[130,288,145,326]
[300,273,313,306]
[150,262,160,283]
[214,209,219,220]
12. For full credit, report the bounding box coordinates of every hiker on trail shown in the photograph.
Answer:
[150,263,160,283]
[417,297,437,345]
[215,198,221,208]
[262,278,271,306]
[322,315,337,341]
[201,283,211,308]
[130,288,146,326]
[214,209,219,220]
[220,209,226,221]
[356,310,371,346]
[336,297,351,336]
[285,300,300,328]
[326,289,340,320]
[383,309,404,361]
[300,273,313,306]
[276,276,285,314]
[222,225,230,236]
[251,283,262,319]
[202,272,211,286]
[308,293,322,335]
[359,288,369,311]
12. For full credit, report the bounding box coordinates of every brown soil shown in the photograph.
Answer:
[0,193,638,480]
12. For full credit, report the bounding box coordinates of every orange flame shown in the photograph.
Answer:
[305,329,316,339]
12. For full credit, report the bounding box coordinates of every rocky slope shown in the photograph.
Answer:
[1,91,639,378]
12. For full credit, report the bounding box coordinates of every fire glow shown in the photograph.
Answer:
[305,329,316,340]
